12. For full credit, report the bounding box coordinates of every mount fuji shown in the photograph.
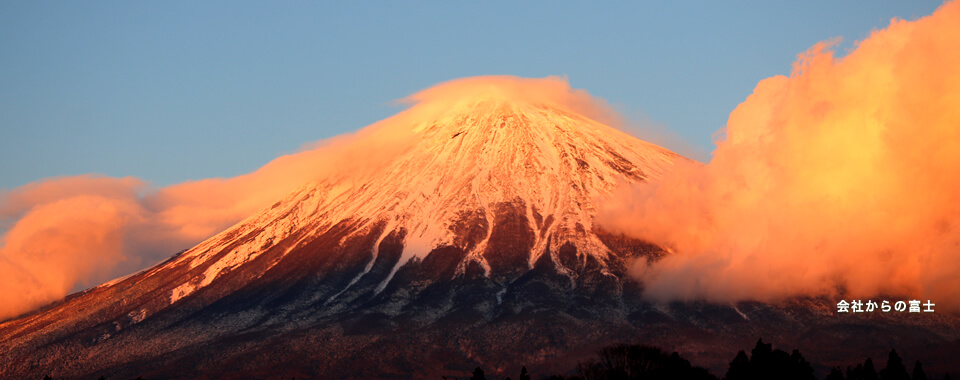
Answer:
[2,77,958,379]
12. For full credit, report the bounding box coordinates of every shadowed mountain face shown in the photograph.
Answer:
[2,93,959,379]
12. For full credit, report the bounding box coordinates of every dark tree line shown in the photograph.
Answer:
[520,344,717,380]
[722,340,944,380]
[724,338,815,380]
[464,365,530,380]
[825,348,941,380]
[523,338,950,380]
[574,344,716,380]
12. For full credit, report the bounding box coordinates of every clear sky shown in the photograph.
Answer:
[0,1,944,190]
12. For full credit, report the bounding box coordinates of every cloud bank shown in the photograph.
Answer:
[598,2,960,312]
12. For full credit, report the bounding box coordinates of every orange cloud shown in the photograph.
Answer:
[0,193,141,316]
[598,1,960,312]
[0,127,415,320]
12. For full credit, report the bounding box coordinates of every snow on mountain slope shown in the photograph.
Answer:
[163,93,680,306]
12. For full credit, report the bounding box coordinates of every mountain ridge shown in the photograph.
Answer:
[158,95,680,311]
[0,85,685,378]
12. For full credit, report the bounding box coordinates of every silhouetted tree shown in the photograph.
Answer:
[42,376,52,380]
[848,358,880,380]
[471,366,485,380]
[863,358,880,380]
[750,338,773,378]
[848,364,864,380]
[577,358,603,380]
[826,367,846,380]
[724,350,750,380]
[789,349,816,380]
[520,366,530,380]
[879,349,909,380]
[601,344,662,378]
[576,343,716,380]
[722,339,814,380]
[944,373,951,380]
[913,360,928,380]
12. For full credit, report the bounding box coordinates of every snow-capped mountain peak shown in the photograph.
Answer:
[168,85,679,304]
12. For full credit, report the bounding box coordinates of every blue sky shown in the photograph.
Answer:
[0,1,944,190]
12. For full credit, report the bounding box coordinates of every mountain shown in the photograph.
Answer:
[2,80,959,379]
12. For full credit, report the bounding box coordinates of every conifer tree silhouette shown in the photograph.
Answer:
[863,358,880,380]
[724,350,750,380]
[848,363,864,380]
[879,349,909,380]
[471,366,485,380]
[721,339,814,380]
[912,360,928,380]
[789,349,816,380]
